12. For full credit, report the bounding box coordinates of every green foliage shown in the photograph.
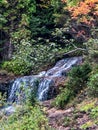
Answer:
[80,102,95,112]
[87,73,98,97]
[0,93,7,107]
[0,83,49,130]
[0,0,36,30]
[2,60,31,75]
[90,106,98,121]
[53,63,91,108]
[51,0,63,12]
[63,116,77,128]
[0,83,54,130]
[80,121,94,130]
[67,0,80,7]
[2,41,61,75]
[53,88,74,109]
[30,7,55,39]
[84,38,98,63]
[28,80,39,106]
[2,40,33,75]
[0,105,48,130]
[67,63,92,93]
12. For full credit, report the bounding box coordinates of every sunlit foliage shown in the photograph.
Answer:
[62,0,98,24]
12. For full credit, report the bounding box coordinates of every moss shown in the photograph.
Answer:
[80,121,94,130]
[80,102,95,112]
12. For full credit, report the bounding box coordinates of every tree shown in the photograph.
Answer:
[62,0,98,25]
[0,0,36,59]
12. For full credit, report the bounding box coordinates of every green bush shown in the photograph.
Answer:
[52,88,74,109]
[0,86,49,130]
[2,60,32,75]
[0,105,48,130]
[87,73,98,97]
[2,40,61,75]
[53,63,91,109]
[67,63,92,93]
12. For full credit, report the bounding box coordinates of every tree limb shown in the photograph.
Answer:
[63,48,87,56]
[56,48,87,59]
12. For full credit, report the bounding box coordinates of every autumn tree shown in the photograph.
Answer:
[62,0,98,25]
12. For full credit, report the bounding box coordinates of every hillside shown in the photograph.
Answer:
[0,0,98,130]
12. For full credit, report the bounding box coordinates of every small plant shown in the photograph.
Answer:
[63,117,71,127]
[80,121,94,130]
[80,102,95,112]
[0,93,7,107]
[90,106,98,120]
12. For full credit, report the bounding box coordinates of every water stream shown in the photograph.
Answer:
[0,57,82,115]
[7,56,82,102]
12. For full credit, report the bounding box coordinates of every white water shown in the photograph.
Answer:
[8,76,39,103]
[7,57,82,103]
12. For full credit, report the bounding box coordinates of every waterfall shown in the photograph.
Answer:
[7,76,39,103]
[37,79,55,101]
[7,57,82,103]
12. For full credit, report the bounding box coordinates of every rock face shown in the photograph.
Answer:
[0,70,16,96]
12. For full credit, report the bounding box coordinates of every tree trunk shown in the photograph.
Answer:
[8,39,13,59]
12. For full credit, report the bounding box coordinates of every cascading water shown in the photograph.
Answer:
[37,79,55,101]
[7,76,39,103]
[6,56,82,103]
[37,56,82,101]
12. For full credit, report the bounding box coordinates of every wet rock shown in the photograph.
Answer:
[0,82,10,96]
[0,106,15,116]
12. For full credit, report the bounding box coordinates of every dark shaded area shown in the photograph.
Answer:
[0,83,9,97]
[69,23,91,43]
[0,30,9,61]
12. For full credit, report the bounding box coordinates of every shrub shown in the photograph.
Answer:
[53,63,91,109]
[2,60,32,75]
[0,85,49,130]
[2,40,61,75]
[87,73,98,97]
[52,88,74,109]
[67,63,92,93]
[0,105,48,130]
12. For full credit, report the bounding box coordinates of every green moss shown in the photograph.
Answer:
[80,102,95,112]
[80,121,94,130]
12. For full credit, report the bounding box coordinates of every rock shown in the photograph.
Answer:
[42,99,53,108]
[48,107,74,118]
[0,70,8,76]
[0,106,15,116]
[77,114,89,125]
[0,83,9,95]
[58,126,70,130]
